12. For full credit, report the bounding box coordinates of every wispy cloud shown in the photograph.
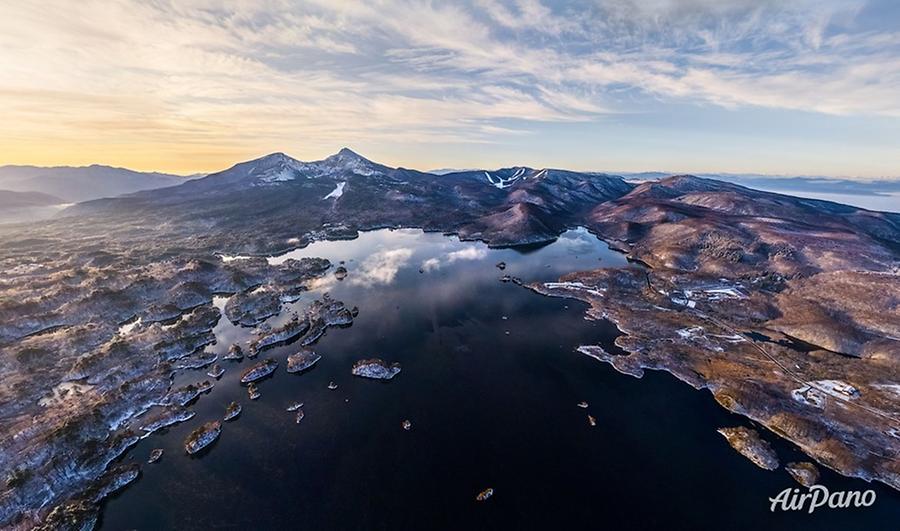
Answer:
[0,0,897,173]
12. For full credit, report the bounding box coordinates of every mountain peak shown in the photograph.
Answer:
[247,152,306,184]
[258,152,298,164]
[317,148,387,176]
[324,147,372,165]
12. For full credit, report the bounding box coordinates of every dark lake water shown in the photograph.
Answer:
[99,228,900,530]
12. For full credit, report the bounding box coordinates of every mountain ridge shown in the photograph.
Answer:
[0,164,190,202]
[63,148,635,250]
[0,189,65,208]
[60,149,900,257]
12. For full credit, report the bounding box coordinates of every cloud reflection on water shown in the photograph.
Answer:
[350,248,414,287]
[419,245,487,272]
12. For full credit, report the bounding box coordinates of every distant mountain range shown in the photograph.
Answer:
[0,164,191,203]
[61,148,900,259]
[0,190,70,225]
[0,190,65,208]
[6,160,896,206]
[615,172,900,196]
[4,155,898,229]
[433,167,900,197]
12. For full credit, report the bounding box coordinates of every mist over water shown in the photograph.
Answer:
[99,229,900,530]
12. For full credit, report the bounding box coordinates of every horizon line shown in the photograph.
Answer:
[3,149,899,183]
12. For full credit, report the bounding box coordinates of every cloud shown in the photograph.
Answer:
[0,0,897,172]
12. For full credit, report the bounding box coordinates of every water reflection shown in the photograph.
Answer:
[99,227,899,531]
[350,247,414,287]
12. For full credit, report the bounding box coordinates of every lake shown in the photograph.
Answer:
[99,228,900,530]
[751,188,900,213]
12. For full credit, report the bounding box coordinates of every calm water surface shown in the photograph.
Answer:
[754,188,900,213]
[100,228,900,530]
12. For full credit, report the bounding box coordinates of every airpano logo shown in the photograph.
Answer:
[769,485,876,513]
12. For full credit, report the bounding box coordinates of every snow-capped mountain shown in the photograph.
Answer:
[316,148,388,178]
[66,148,635,248]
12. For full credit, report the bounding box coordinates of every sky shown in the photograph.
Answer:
[1,0,899,178]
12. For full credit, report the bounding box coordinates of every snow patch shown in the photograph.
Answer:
[314,150,382,178]
[671,297,697,308]
[324,181,346,199]
[259,167,297,183]
[793,379,861,408]
[676,326,704,339]
[39,382,94,408]
[219,254,251,263]
[701,287,746,300]
[812,379,860,399]
[792,386,827,408]
[118,317,142,336]
[708,333,746,343]
[543,281,605,297]
[484,169,525,189]
[874,384,900,397]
